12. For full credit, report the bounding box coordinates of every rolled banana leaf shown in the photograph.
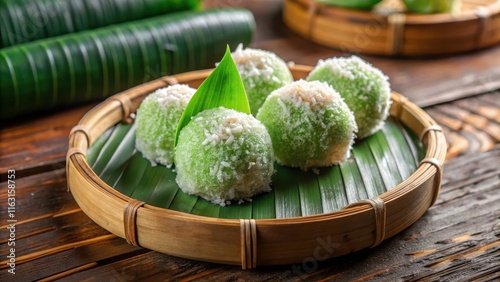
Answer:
[0,0,202,48]
[0,9,255,120]
[88,117,424,219]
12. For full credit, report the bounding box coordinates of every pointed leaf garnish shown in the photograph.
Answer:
[174,45,250,146]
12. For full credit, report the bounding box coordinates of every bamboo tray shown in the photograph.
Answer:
[283,0,500,56]
[67,65,446,268]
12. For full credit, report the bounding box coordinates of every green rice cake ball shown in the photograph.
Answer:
[175,107,275,206]
[256,80,357,170]
[307,56,391,139]
[135,84,196,167]
[232,45,294,116]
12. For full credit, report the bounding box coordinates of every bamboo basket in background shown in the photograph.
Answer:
[66,65,447,268]
[283,0,500,56]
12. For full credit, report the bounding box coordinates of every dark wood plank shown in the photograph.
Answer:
[55,252,222,282]
[0,169,78,220]
[426,91,500,160]
[3,238,145,282]
[0,103,95,181]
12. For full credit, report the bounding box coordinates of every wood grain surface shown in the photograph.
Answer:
[1,0,499,281]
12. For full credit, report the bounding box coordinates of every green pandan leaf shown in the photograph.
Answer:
[174,45,250,146]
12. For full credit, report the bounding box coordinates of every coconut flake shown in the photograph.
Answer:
[146,84,196,109]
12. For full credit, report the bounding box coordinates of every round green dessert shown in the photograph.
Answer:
[232,45,294,116]
[307,56,391,139]
[135,84,196,167]
[256,80,357,170]
[175,107,275,206]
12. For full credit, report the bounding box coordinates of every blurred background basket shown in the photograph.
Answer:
[283,0,500,56]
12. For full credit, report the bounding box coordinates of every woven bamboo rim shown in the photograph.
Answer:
[67,65,447,267]
[283,0,500,56]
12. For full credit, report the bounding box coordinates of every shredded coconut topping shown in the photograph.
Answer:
[315,56,389,92]
[202,110,255,145]
[232,44,286,88]
[270,80,340,110]
[202,113,244,145]
[145,84,196,109]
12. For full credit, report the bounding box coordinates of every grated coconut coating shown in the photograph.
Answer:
[135,84,196,167]
[307,56,391,139]
[175,107,275,206]
[256,80,357,171]
[232,44,294,116]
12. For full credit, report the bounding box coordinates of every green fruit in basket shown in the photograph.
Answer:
[256,80,357,171]
[231,45,294,116]
[135,85,196,168]
[307,56,391,140]
[175,107,275,206]
[317,0,383,10]
[402,0,456,13]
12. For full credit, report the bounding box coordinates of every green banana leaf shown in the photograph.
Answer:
[87,117,424,219]
[0,9,255,120]
[175,45,250,146]
[0,0,202,48]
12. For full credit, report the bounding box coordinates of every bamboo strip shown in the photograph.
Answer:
[419,158,443,206]
[345,197,386,248]
[110,94,134,124]
[388,14,406,55]
[66,147,86,192]
[123,200,146,247]
[240,220,248,269]
[250,219,257,268]
[69,124,92,146]
[161,76,180,86]
[419,125,444,143]
[239,219,257,269]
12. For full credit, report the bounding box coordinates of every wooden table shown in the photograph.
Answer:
[1,1,499,281]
